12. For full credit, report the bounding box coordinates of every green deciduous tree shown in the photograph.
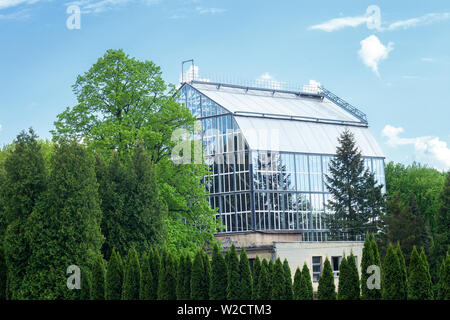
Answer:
[226,245,240,300]
[298,263,314,300]
[106,248,124,300]
[382,244,403,300]
[210,244,227,300]
[122,248,141,300]
[92,254,106,300]
[239,248,252,300]
[317,258,336,300]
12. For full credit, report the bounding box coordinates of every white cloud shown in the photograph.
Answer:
[0,0,41,10]
[386,12,450,31]
[180,65,210,83]
[66,0,159,14]
[382,125,450,170]
[195,6,226,15]
[255,73,283,90]
[358,35,393,77]
[309,15,369,32]
[0,124,2,131]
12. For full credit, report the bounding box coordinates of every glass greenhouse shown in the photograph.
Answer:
[177,80,385,241]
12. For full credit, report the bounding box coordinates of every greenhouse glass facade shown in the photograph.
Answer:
[177,81,385,241]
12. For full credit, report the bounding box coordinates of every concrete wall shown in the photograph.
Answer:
[274,241,364,292]
[215,231,301,251]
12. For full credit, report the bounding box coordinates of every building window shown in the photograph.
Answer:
[312,256,322,282]
[332,256,342,277]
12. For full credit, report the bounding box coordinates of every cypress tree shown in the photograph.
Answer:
[0,245,6,300]
[122,247,141,300]
[92,254,106,300]
[226,244,240,300]
[437,253,450,300]
[176,252,186,300]
[267,258,274,294]
[293,267,302,300]
[407,246,433,300]
[2,129,46,299]
[252,256,261,300]
[420,248,433,300]
[299,263,314,300]
[361,233,374,299]
[210,244,227,300]
[183,253,192,300]
[202,251,212,299]
[395,242,407,300]
[382,244,403,299]
[24,139,103,299]
[80,268,92,300]
[239,248,253,300]
[148,247,160,300]
[347,252,360,300]
[257,260,271,300]
[271,258,285,300]
[106,248,123,300]
[191,250,208,300]
[371,234,382,299]
[282,259,293,300]
[140,252,154,300]
[317,258,336,300]
[337,255,349,300]
[158,250,177,300]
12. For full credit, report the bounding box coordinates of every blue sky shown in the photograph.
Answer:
[0,0,449,170]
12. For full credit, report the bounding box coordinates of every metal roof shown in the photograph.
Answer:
[186,81,384,158]
[234,116,384,157]
[190,81,363,125]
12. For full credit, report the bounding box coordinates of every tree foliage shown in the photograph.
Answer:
[298,263,314,300]
[382,244,403,300]
[190,250,208,300]
[257,259,271,300]
[106,248,123,300]
[239,248,252,300]
[122,248,141,300]
[210,244,227,300]
[317,258,336,300]
[226,245,240,300]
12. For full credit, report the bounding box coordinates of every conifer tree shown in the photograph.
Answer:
[347,253,360,299]
[271,258,286,300]
[395,242,407,300]
[257,260,271,300]
[337,255,349,300]
[371,234,382,299]
[282,259,293,300]
[106,248,123,300]
[407,246,433,300]
[2,129,47,299]
[252,256,261,300]
[80,268,92,300]
[325,130,384,240]
[122,247,141,300]
[24,139,104,299]
[420,248,433,300]
[176,252,187,300]
[202,251,212,299]
[239,248,253,300]
[293,267,302,300]
[92,254,106,300]
[140,252,154,300]
[148,248,160,300]
[226,244,240,300]
[299,263,314,300]
[437,253,450,300]
[317,258,336,300]
[0,245,6,300]
[157,250,177,300]
[183,253,192,300]
[210,244,227,300]
[191,250,208,300]
[382,244,403,299]
[361,233,374,299]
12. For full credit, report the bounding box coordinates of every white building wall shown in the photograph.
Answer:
[273,241,364,292]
